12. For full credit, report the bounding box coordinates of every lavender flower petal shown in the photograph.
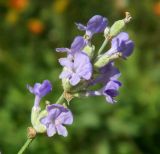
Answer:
[27,80,52,98]
[86,15,108,34]
[71,36,86,52]
[56,125,68,137]
[103,80,122,103]
[106,32,134,58]
[56,36,86,54]
[76,15,108,38]
[41,104,73,137]
[59,58,73,68]
[89,62,120,86]
[59,52,92,86]
[75,23,86,31]
[56,48,70,52]
[47,124,56,137]
[27,80,52,108]
[70,73,81,86]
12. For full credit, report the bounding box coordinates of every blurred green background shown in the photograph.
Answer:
[0,0,160,153]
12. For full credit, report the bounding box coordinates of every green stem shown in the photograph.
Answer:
[17,138,33,154]
[97,37,109,55]
[56,93,65,104]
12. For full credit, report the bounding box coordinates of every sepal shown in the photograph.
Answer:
[83,45,95,59]
[31,107,47,133]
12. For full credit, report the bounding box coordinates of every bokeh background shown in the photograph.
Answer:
[0,0,160,153]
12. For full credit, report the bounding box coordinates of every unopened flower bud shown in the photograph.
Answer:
[110,12,132,37]
[94,52,122,68]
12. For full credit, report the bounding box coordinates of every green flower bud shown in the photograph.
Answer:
[110,12,132,37]
[31,107,47,133]
[94,52,122,68]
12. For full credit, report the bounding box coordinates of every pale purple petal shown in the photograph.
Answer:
[80,71,92,80]
[89,62,120,86]
[47,104,68,113]
[28,80,52,97]
[57,112,73,125]
[69,73,81,86]
[47,124,56,137]
[59,58,73,68]
[70,36,86,53]
[73,52,92,80]
[48,108,62,119]
[38,80,52,97]
[56,48,70,52]
[76,15,108,38]
[56,125,68,137]
[111,32,129,49]
[41,104,73,137]
[75,23,86,31]
[107,32,134,58]
[40,117,49,125]
[59,70,71,79]
[27,83,41,95]
[86,15,108,37]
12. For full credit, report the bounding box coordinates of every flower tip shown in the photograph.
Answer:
[124,12,132,23]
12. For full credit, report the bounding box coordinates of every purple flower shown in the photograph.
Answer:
[102,80,121,103]
[87,79,121,104]
[27,80,52,108]
[40,104,73,137]
[87,62,121,103]
[106,32,134,58]
[56,36,86,54]
[59,52,92,86]
[76,15,108,38]
[89,62,120,86]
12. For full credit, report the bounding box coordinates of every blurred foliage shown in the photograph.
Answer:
[0,0,160,154]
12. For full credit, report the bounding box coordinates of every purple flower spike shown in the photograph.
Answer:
[59,52,92,86]
[106,32,134,58]
[103,80,121,103]
[27,80,52,107]
[41,104,73,137]
[56,36,86,54]
[76,15,108,38]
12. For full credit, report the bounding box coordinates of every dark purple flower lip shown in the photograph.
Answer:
[104,89,118,97]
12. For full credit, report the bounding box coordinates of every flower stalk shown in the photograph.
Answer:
[17,93,66,154]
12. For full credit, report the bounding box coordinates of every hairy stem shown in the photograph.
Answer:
[56,93,65,104]
[97,36,109,55]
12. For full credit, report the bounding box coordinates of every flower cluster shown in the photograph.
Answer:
[57,14,134,103]
[27,13,134,139]
[27,80,73,137]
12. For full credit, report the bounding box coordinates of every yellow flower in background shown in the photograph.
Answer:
[153,2,160,16]
[5,10,19,25]
[53,0,70,14]
[27,19,44,35]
